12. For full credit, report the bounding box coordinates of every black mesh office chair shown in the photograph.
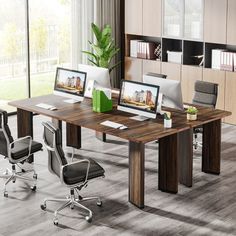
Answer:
[0,109,43,197]
[192,80,218,149]
[40,121,105,225]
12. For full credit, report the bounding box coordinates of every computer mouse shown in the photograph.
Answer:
[49,107,57,111]
[119,126,128,130]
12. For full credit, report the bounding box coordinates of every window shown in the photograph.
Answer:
[29,0,72,97]
[0,0,28,112]
[0,0,74,113]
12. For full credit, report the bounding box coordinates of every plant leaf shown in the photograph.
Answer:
[108,48,120,63]
[81,50,97,59]
[88,58,99,67]
[91,23,102,41]
[90,44,103,57]
[109,61,121,73]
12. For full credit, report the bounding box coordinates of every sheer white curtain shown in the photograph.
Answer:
[94,0,122,87]
[71,0,122,87]
[71,0,95,69]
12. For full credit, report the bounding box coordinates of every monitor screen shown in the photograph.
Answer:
[118,80,159,119]
[54,67,86,99]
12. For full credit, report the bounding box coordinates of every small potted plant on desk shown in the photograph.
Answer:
[186,106,198,121]
[163,112,172,128]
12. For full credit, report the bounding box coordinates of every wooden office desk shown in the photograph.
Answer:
[9,95,231,209]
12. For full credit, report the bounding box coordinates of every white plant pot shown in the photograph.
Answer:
[164,119,172,128]
[187,113,197,121]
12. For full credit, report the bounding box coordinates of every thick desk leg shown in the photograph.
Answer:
[178,129,193,187]
[95,131,106,142]
[66,123,81,149]
[202,119,221,174]
[17,108,34,163]
[159,133,178,193]
[129,141,144,209]
[51,120,81,149]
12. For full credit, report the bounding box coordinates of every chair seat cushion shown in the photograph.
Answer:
[63,158,105,185]
[11,139,43,160]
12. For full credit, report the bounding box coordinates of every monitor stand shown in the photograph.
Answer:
[63,99,81,104]
[130,115,150,121]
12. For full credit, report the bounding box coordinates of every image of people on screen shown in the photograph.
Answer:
[120,82,157,112]
[55,69,85,95]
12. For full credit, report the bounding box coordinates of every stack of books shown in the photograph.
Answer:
[212,49,236,71]
[130,40,160,60]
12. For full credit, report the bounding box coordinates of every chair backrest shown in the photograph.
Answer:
[42,122,67,178]
[0,109,14,157]
[192,80,218,108]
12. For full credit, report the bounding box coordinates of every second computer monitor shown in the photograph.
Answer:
[143,74,183,110]
[117,80,160,120]
[78,64,111,97]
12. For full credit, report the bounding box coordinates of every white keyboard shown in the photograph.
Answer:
[36,103,57,110]
[100,120,127,129]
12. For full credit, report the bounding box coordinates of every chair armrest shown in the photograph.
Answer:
[43,142,55,152]
[61,159,90,185]
[9,136,32,159]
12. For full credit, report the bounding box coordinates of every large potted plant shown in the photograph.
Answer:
[82,23,121,74]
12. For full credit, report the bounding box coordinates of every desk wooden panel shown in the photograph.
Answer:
[9,95,231,208]
[17,108,34,163]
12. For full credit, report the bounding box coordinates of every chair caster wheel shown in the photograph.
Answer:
[4,191,8,198]
[22,169,26,173]
[70,204,74,210]
[40,204,46,210]
[97,201,102,207]
[85,216,92,223]
[12,180,16,183]
[31,185,37,191]
[33,174,37,179]
[53,218,59,226]
[78,195,83,201]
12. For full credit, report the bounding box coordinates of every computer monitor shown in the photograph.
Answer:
[78,64,111,97]
[143,74,183,110]
[53,67,87,103]
[117,80,160,121]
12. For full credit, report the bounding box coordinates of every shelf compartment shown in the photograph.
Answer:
[162,38,182,63]
[183,40,203,66]
[125,34,161,60]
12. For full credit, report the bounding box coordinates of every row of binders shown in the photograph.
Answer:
[212,49,236,71]
[130,40,161,60]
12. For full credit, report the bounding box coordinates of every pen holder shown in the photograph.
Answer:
[92,89,113,113]
[164,119,172,128]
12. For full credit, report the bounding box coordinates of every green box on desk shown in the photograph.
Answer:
[92,90,113,113]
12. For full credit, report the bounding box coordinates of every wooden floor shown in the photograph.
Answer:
[0,115,236,236]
